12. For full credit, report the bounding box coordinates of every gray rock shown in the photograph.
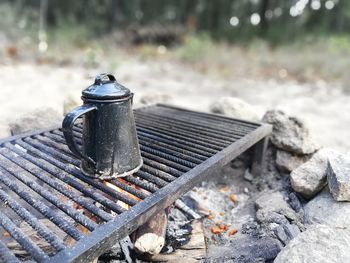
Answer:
[275,150,310,173]
[274,224,350,263]
[290,148,332,199]
[286,192,302,212]
[241,221,264,238]
[9,108,62,135]
[210,97,260,122]
[206,236,282,263]
[304,189,350,228]
[274,223,301,246]
[255,191,303,226]
[243,169,253,182]
[262,110,319,154]
[327,152,350,201]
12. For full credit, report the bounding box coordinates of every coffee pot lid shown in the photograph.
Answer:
[82,74,131,100]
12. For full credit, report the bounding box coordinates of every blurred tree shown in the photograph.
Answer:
[1,0,347,43]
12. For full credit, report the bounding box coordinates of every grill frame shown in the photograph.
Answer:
[0,104,272,262]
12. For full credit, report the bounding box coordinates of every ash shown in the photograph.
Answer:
[99,145,300,263]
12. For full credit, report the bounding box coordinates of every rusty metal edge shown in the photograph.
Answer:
[46,123,272,263]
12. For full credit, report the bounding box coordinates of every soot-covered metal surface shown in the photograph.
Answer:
[0,104,271,262]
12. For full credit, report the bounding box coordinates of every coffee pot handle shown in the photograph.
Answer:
[62,104,97,165]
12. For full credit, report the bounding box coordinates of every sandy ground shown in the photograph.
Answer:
[0,60,349,153]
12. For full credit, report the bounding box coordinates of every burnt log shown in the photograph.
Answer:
[132,209,168,255]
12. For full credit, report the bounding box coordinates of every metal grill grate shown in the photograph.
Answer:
[0,104,271,262]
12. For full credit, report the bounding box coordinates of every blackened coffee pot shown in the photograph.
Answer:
[62,74,143,179]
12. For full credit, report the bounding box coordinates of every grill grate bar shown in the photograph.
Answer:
[25,138,151,200]
[135,112,242,142]
[0,240,19,263]
[71,126,211,163]
[56,127,195,172]
[0,148,98,232]
[135,111,236,140]
[137,131,211,159]
[42,132,70,146]
[123,176,158,193]
[0,166,84,240]
[140,151,190,173]
[139,134,208,161]
[150,105,259,129]
[26,136,154,199]
[34,135,76,158]
[141,164,178,181]
[136,126,218,154]
[74,122,224,151]
[0,188,66,252]
[139,144,198,168]
[72,124,216,159]
[136,123,224,151]
[71,126,195,173]
[76,123,220,156]
[0,104,271,262]
[0,211,48,262]
[8,141,126,217]
[136,171,167,188]
[137,120,229,149]
[13,140,133,211]
[109,179,149,200]
[28,136,174,196]
[2,143,113,222]
[142,108,254,135]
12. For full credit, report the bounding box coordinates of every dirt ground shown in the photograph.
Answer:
[0,59,349,153]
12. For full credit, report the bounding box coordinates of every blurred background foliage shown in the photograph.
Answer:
[1,0,350,84]
[1,0,347,43]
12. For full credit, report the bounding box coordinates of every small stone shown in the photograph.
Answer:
[206,236,282,263]
[327,153,350,201]
[243,169,253,182]
[262,110,319,154]
[139,92,172,105]
[276,150,310,173]
[274,223,300,246]
[290,148,332,199]
[255,191,302,226]
[210,97,261,122]
[274,224,350,263]
[286,192,302,212]
[9,108,62,135]
[304,189,350,228]
[241,221,262,237]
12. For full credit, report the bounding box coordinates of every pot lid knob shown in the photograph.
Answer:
[82,73,131,100]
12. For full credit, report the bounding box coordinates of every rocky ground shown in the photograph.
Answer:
[181,104,350,263]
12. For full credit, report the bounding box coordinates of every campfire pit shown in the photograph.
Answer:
[0,104,271,262]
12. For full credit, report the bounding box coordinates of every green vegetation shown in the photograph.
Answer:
[2,0,349,44]
[1,0,350,86]
[178,34,214,63]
